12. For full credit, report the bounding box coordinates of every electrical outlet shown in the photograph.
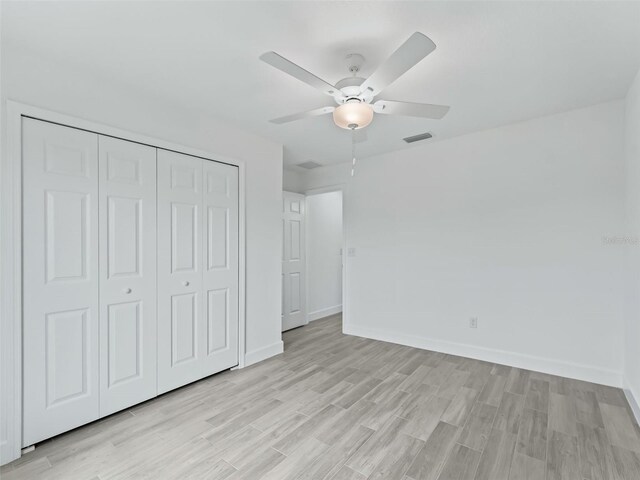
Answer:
[469,317,478,329]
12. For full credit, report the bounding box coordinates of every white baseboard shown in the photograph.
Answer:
[343,324,623,388]
[308,305,342,322]
[244,340,284,367]
[624,378,640,426]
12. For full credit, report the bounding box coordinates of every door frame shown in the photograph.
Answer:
[304,184,348,331]
[1,100,248,464]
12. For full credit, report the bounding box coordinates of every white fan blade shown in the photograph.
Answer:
[260,51,342,98]
[359,32,436,96]
[373,100,449,119]
[269,106,335,124]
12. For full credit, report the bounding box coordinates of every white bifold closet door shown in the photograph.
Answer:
[157,149,239,394]
[23,121,159,445]
[23,119,100,446]
[22,118,239,445]
[98,136,157,416]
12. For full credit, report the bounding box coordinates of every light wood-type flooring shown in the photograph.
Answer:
[3,314,640,479]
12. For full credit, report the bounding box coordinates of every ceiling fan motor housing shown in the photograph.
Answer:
[335,77,374,104]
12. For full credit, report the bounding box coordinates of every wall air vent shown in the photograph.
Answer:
[403,132,433,144]
[296,161,322,169]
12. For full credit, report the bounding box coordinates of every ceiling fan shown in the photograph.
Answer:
[260,32,450,131]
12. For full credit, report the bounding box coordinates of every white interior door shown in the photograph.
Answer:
[98,136,157,416]
[157,150,239,394]
[22,118,100,446]
[282,192,306,331]
[202,160,239,374]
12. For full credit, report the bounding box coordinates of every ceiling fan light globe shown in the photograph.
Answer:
[333,102,373,130]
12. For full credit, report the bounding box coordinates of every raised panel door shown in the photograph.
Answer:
[22,118,100,446]
[202,160,238,374]
[157,149,203,393]
[98,136,157,416]
[282,192,306,331]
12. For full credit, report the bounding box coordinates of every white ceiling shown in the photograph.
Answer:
[4,1,640,169]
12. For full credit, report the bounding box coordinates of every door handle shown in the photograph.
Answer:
[123,288,132,294]
[183,281,190,287]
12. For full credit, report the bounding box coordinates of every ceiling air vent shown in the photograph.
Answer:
[403,132,433,144]
[296,161,322,169]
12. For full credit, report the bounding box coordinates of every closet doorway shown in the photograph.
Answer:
[9,107,245,452]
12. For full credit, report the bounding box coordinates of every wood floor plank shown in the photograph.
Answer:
[405,421,459,480]
[573,388,604,428]
[260,436,330,480]
[440,387,479,427]
[0,457,51,480]
[546,430,580,480]
[312,367,358,394]
[294,425,373,480]
[509,452,546,480]
[298,381,353,415]
[610,446,640,479]
[399,395,451,441]
[333,378,382,409]
[227,446,285,480]
[367,434,425,480]
[224,413,309,467]
[457,402,498,452]
[345,415,409,477]
[525,379,550,413]
[424,361,457,388]
[316,399,376,444]
[398,365,434,394]
[397,353,428,376]
[437,370,471,400]
[494,391,525,435]
[506,368,531,396]
[474,429,517,480]
[477,374,508,407]
[364,372,409,403]
[600,403,640,453]
[516,408,549,461]
[359,389,412,431]
[576,422,622,480]
[436,443,481,480]
[491,363,512,377]
[463,362,494,391]
[329,465,367,480]
[549,392,578,437]
[595,385,629,408]
[272,404,343,456]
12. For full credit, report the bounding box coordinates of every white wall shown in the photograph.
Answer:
[624,69,640,416]
[306,191,343,320]
[1,36,284,463]
[339,101,626,386]
[303,163,351,192]
[283,168,305,194]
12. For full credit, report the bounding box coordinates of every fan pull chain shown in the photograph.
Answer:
[351,127,357,177]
